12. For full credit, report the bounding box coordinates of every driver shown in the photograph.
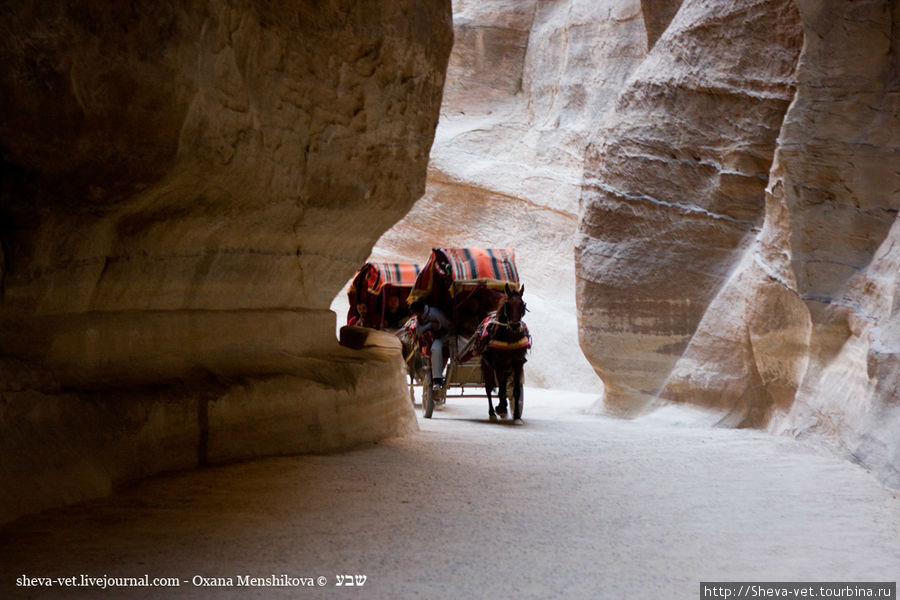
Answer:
[409,299,451,390]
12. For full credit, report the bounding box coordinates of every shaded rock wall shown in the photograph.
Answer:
[576,0,900,486]
[0,0,452,524]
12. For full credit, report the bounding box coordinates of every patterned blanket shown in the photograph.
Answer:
[408,248,520,306]
[347,262,421,327]
[458,312,531,363]
[399,316,435,356]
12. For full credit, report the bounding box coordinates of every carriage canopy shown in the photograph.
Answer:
[408,248,520,305]
[347,262,421,329]
[351,262,421,295]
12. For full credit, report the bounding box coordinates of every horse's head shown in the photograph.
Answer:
[500,283,526,332]
[433,251,453,282]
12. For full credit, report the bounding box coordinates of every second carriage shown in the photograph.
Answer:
[407,248,527,419]
[346,261,422,330]
[346,261,426,399]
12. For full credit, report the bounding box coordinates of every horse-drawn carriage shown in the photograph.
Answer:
[407,248,530,420]
[346,261,425,398]
[346,261,421,330]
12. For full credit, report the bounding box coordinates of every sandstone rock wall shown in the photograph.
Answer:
[749,0,899,486]
[577,0,803,411]
[0,0,452,524]
[576,0,900,487]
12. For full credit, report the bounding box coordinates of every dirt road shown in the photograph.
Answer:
[2,389,898,599]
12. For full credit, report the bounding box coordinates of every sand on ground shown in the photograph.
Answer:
[2,388,898,599]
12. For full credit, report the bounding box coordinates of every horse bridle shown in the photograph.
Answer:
[499,297,525,334]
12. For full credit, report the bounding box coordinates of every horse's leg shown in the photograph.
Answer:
[512,362,524,420]
[404,344,416,403]
[482,359,496,419]
[496,367,509,416]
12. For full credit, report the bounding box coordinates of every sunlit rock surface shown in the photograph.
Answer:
[370,0,650,392]
[577,0,803,410]
[576,0,899,487]
[0,0,452,524]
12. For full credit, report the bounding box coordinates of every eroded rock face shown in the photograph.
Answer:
[0,0,452,523]
[741,0,899,486]
[576,0,900,486]
[577,0,803,411]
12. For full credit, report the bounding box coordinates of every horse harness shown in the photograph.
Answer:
[480,309,532,353]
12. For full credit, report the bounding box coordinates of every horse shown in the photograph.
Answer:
[480,284,530,421]
[395,317,426,404]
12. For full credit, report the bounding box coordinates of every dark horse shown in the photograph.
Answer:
[481,284,530,421]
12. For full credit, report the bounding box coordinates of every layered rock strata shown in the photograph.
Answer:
[577,0,899,486]
[0,0,452,524]
[577,0,803,411]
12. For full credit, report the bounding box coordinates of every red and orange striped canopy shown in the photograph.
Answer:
[440,248,519,284]
[409,248,520,305]
[350,262,422,296]
[347,262,422,328]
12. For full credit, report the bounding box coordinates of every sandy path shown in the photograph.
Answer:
[2,389,898,599]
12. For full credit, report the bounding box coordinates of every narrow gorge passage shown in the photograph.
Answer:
[2,0,898,597]
[2,391,898,599]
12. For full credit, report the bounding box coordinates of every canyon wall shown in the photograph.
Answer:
[577,0,803,412]
[3,0,895,525]
[577,0,899,486]
[0,0,452,524]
